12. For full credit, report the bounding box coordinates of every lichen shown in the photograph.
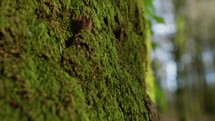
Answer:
[0,0,154,120]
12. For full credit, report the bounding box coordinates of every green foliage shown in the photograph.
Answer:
[155,82,167,111]
[0,0,153,121]
[151,42,160,50]
[143,0,167,112]
[144,0,165,23]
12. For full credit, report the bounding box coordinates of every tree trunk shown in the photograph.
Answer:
[0,0,156,120]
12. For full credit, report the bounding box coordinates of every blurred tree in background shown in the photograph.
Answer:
[151,0,215,121]
[173,0,215,120]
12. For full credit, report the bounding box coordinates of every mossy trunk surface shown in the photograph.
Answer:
[0,0,155,121]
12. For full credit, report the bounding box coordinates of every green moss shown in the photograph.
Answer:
[0,0,154,121]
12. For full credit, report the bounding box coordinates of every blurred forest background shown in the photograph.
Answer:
[1,0,215,120]
[152,0,215,121]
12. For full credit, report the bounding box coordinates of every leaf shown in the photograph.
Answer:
[151,42,160,50]
[143,0,165,23]
[153,15,165,23]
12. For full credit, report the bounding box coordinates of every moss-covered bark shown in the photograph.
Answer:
[0,0,155,121]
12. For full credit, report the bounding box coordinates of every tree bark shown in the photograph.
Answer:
[0,0,156,120]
